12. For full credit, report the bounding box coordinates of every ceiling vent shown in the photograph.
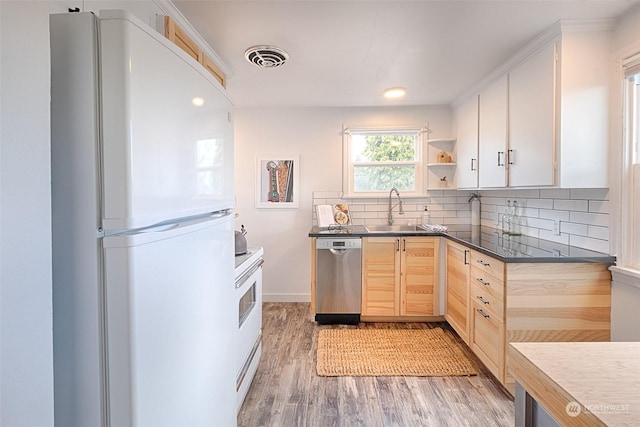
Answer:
[244,45,289,68]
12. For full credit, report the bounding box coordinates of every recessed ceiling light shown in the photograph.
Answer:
[383,87,406,99]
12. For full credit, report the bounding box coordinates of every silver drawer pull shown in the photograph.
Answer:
[476,308,490,319]
[476,259,490,267]
[476,277,490,286]
[476,295,490,305]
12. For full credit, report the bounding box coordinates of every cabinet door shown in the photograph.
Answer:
[478,75,508,188]
[445,241,470,343]
[508,42,556,187]
[362,237,400,316]
[455,96,479,189]
[400,237,439,316]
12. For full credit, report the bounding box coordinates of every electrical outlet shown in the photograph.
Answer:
[553,220,561,236]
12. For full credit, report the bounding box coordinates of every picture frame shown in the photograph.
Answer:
[255,155,300,208]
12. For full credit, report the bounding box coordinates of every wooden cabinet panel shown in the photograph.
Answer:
[471,301,505,382]
[362,236,439,319]
[470,266,505,301]
[202,54,226,87]
[445,241,470,343]
[401,238,439,316]
[471,280,504,319]
[164,16,202,62]
[362,237,400,316]
[470,250,505,283]
[163,16,227,88]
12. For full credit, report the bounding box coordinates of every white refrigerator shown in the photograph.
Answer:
[51,10,237,427]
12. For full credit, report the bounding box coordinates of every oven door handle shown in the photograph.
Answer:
[235,259,264,289]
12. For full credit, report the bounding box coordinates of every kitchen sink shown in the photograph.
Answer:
[364,224,423,233]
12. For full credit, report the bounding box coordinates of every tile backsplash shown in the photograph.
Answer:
[312,188,610,254]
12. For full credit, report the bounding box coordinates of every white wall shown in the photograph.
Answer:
[234,106,451,301]
[0,2,54,426]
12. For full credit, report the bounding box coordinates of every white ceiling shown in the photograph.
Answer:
[173,0,639,108]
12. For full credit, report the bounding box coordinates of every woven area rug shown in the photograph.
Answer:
[316,327,478,377]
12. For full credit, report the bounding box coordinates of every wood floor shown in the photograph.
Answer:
[238,303,515,427]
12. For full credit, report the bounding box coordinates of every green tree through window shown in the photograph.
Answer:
[352,133,418,192]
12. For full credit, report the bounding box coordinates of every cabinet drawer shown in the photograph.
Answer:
[471,301,504,382]
[470,265,504,300]
[471,281,503,320]
[470,250,504,281]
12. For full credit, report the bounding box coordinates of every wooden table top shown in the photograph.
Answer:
[509,342,640,426]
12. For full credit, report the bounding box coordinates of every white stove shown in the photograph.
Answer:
[234,246,263,411]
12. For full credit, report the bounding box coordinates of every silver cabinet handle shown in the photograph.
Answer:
[470,158,477,171]
[476,259,490,267]
[508,149,515,165]
[476,277,490,286]
[476,308,490,319]
[498,151,505,167]
[476,295,490,305]
[464,250,469,265]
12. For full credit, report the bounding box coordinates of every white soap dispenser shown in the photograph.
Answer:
[421,206,431,226]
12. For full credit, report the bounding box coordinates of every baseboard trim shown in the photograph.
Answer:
[263,293,311,303]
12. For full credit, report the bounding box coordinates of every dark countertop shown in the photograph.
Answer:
[308,225,615,264]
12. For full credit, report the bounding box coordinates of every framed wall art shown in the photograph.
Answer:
[255,155,299,208]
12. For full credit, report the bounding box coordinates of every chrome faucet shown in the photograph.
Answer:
[388,187,404,225]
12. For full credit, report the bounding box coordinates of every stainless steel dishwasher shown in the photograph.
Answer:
[315,237,361,324]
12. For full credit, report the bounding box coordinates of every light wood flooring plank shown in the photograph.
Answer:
[238,303,514,427]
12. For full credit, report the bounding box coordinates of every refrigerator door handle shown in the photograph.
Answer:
[139,223,181,233]
[209,209,233,220]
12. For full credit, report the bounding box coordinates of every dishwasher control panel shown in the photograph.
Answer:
[316,237,361,250]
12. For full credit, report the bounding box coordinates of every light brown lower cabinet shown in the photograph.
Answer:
[361,236,440,320]
[444,240,470,343]
[447,247,612,394]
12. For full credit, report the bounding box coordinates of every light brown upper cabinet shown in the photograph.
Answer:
[163,16,226,88]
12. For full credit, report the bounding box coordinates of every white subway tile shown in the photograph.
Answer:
[539,229,570,245]
[527,217,556,230]
[519,207,540,218]
[560,222,589,236]
[539,209,570,221]
[365,204,387,212]
[553,199,589,212]
[589,200,610,214]
[569,212,610,227]
[588,225,610,241]
[348,204,365,212]
[540,188,570,199]
[350,211,379,219]
[570,188,609,201]
[524,198,554,209]
[569,235,610,254]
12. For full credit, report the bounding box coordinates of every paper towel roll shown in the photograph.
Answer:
[471,199,480,226]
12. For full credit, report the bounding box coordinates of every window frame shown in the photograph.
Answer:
[342,127,426,198]
[620,53,640,270]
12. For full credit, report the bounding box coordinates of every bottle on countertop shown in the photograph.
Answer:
[502,200,512,234]
[421,206,431,226]
[511,200,522,236]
